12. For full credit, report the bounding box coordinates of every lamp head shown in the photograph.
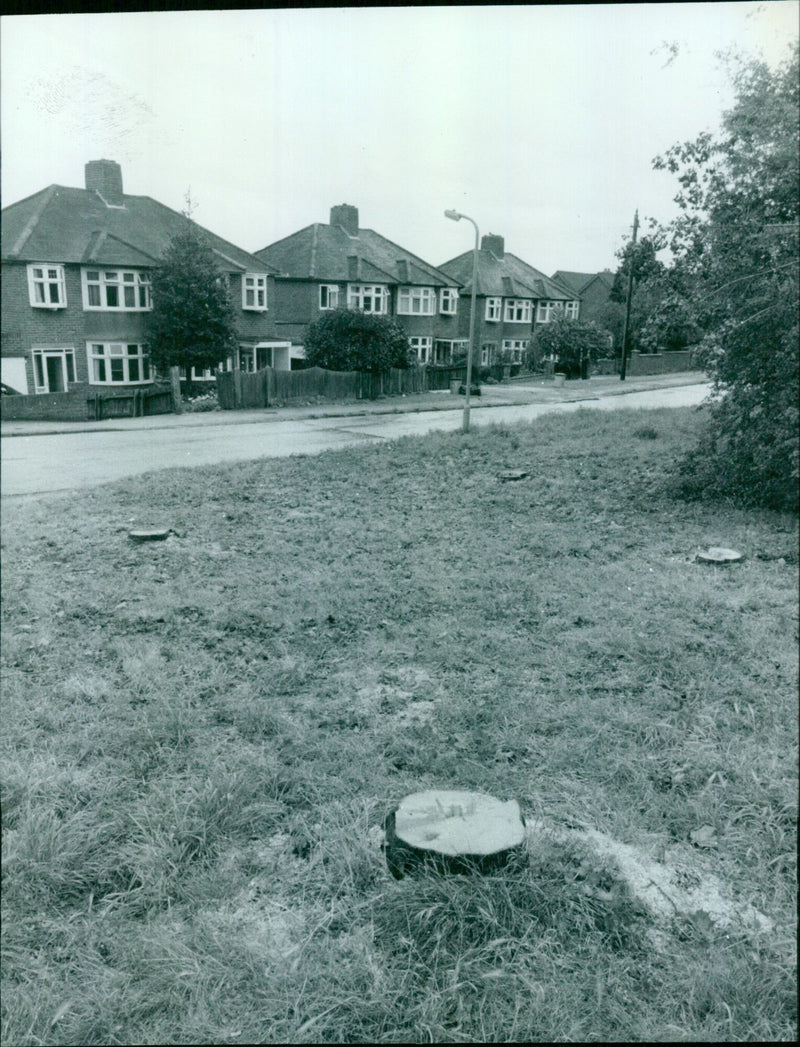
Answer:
[444,209,462,221]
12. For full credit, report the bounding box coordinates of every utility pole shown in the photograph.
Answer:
[619,209,639,382]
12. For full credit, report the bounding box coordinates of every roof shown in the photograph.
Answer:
[439,248,573,300]
[255,222,459,287]
[1,184,278,275]
[552,270,615,296]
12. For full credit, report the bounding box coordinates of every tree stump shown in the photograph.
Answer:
[696,547,744,564]
[384,790,526,879]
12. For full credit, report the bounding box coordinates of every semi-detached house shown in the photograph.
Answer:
[439,235,579,367]
[254,204,464,365]
[0,159,287,406]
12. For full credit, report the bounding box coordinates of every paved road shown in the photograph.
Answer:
[1,383,710,498]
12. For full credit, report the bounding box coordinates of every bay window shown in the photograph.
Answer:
[82,268,151,310]
[347,284,388,314]
[408,336,433,363]
[504,299,532,323]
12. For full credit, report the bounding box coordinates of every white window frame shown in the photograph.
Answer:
[397,286,435,315]
[87,342,151,385]
[480,342,497,366]
[81,268,152,311]
[347,284,388,314]
[502,338,529,364]
[243,273,268,311]
[503,299,532,323]
[32,348,76,393]
[319,284,339,310]
[27,265,67,309]
[536,301,566,323]
[485,297,501,321]
[564,301,579,320]
[408,336,433,364]
[439,288,458,315]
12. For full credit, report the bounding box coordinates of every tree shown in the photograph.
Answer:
[652,44,799,510]
[532,316,611,378]
[148,222,239,376]
[303,308,412,373]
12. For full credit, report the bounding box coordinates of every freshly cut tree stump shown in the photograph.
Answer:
[128,527,172,542]
[384,790,526,879]
[696,546,744,564]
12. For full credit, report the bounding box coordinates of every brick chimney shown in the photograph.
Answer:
[85,160,124,206]
[331,204,359,236]
[481,233,504,258]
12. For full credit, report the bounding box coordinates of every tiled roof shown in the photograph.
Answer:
[439,248,573,300]
[552,270,615,295]
[255,223,459,287]
[1,184,278,274]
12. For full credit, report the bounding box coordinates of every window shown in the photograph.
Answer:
[88,343,151,384]
[433,339,468,364]
[243,273,267,311]
[504,299,532,323]
[319,284,339,310]
[439,288,458,314]
[536,301,566,323]
[82,269,151,310]
[347,284,388,314]
[485,297,501,321]
[481,342,497,366]
[502,339,529,364]
[179,366,218,381]
[27,265,67,308]
[32,348,75,393]
[564,301,579,320]
[408,336,433,363]
[397,287,435,315]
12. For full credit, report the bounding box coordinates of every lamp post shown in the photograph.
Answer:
[445,209,479,433]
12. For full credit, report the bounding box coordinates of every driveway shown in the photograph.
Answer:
[1,376,711,498]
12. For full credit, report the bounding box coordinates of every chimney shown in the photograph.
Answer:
[481,233,504,258]
[85,160,124,206]
[330,203,359,236]
[347,254,360,280]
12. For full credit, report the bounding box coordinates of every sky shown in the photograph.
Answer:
[1,4,798,276]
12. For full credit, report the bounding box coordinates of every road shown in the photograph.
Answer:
[1,383,710,498]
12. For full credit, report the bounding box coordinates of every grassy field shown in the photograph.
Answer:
[1,405,797,1044]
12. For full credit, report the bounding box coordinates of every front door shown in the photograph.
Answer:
[45,355,65,392]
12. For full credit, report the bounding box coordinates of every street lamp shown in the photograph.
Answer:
[444,209,479,433]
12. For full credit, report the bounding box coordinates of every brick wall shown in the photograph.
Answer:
[628,350,699,375]
[1,389,90,421]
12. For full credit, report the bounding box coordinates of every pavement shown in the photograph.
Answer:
[0,371,709,439]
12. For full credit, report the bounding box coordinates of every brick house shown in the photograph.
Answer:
[438,235,580,367]
[551,269,616,332]
[1,160,287,411]
[254,204,463,366]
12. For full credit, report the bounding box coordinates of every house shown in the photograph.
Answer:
[439,235,580,367]
[254,204,463,366]
[551,269,616,331]
[0,159,287,411]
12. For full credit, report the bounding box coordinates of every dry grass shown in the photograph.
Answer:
[1,405,797,1044]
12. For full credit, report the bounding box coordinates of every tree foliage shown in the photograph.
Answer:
[532,316,611,378]
[303,309,412,374]
[148,223,239,374]
[653,45,799,510]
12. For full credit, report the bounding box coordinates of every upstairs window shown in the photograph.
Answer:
[439,288,458,314]
[504,299,532,323]
[397,287,435,315]
[319,284,339,310]
[564,301,579,319]
[28,265,67,308]
[536,301,565,323]
[82,269,151,310]
[243,273,268,311]
[88,342,151,384]
[347,284,388,314]
[485,297,501,321]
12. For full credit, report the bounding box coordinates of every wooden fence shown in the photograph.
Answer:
[87,388,174,420]
[216,364,467,410]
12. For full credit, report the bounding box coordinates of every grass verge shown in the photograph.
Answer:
[1,405,797,1043]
